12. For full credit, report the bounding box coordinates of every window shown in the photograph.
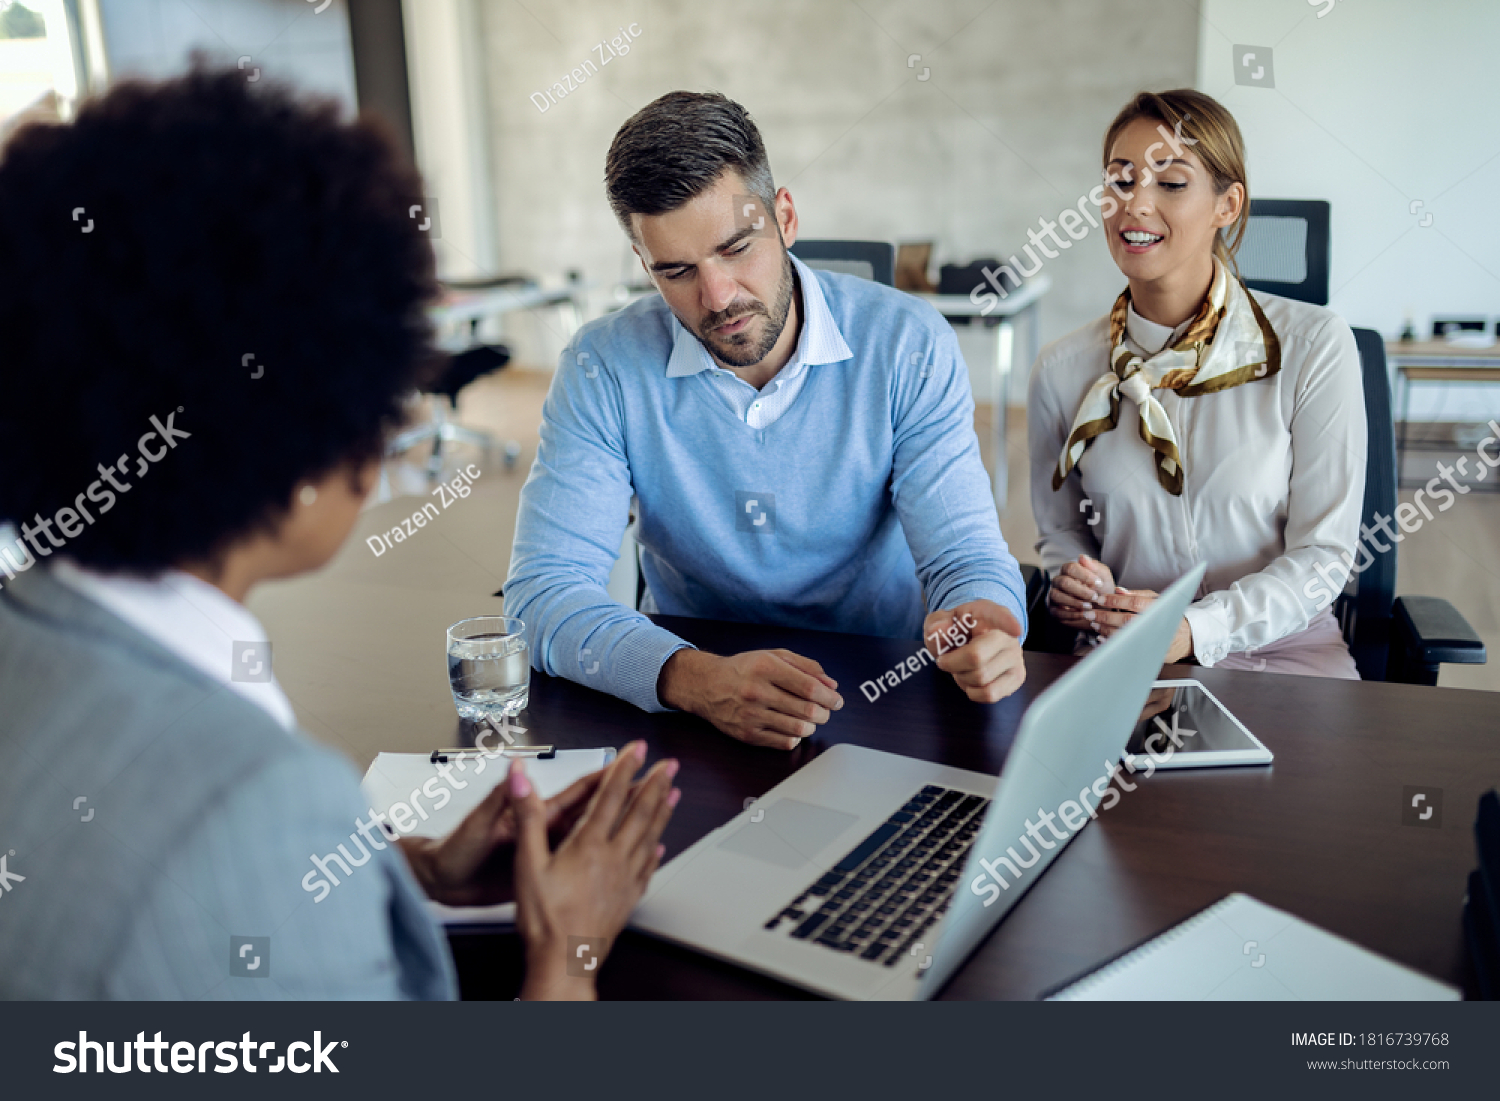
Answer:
[0,0,81,139]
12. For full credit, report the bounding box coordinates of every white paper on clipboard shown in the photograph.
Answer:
[360,748,616,928]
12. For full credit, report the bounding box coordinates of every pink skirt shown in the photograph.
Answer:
[1211,608,1359,679]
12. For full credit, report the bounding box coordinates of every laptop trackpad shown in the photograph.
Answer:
[717,798,859,869]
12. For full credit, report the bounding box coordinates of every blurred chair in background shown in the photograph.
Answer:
[387,343,517,478]
[895,242,937,294]
[1235,198,1329,306]
[789,239,896,286]
[388,274,548,481]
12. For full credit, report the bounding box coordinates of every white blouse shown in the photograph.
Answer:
[1027,291,1367,667]
[50,559,297,729]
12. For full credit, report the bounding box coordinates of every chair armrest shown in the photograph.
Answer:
[1018,563,1077,655]
[1394,595,1487,666]
[1021,563,1048,619]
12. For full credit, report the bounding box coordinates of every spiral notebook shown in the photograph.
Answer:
[1045,893,1459,1001]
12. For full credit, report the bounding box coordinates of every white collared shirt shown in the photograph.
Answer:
[663,254,853,430]
[1028,290,1368,667]
[51,560,297,730]
[1125,301,1188,355]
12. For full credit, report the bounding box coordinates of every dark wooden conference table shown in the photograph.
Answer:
[438,613,1499,1001]
[245,489,1496,999]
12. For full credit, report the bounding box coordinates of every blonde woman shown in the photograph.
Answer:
[1028,90,1366,677]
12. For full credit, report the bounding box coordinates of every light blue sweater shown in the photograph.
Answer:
[505,256,1026,712]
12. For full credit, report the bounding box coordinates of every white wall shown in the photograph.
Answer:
[467,0,1199,377]
[1198,0,1500,419]
[402,0,498,278]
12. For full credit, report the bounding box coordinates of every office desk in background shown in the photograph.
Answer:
[250,543,1498,999]
[917,276,1050,513]
[430,279,591,354]
[1388,340,1500,489]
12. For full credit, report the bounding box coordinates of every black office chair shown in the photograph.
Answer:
[1339,328,1485,682]
[1235,198,1330,306]
[789,240,896,287]
[389,275,525,476]
[388,344,518,476]
[1020,199,1487,685]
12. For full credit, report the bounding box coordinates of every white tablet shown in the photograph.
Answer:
[1121,679,1272,770]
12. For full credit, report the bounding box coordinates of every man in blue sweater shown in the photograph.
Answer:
[506,91,1027,749]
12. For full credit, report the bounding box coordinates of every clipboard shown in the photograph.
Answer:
[360,747,616,929]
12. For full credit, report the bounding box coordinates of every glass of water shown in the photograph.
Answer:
[446,616,530,721]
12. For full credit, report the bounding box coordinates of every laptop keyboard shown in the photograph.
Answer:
[761,784,989,967]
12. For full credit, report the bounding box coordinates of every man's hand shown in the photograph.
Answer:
[1091,587,1194,663]
[511,742,679,1000]
[923,599,1026,704]
[657,648,843,750]
[1048,554,1117,631]
[398,758,621,907]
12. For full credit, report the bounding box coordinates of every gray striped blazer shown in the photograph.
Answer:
[0,567,456,999]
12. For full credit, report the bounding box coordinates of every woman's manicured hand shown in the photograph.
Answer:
[399,754,629,907]
[511,742,679,1000]
[1092,587,1195,663]
[1048,554,1118,631]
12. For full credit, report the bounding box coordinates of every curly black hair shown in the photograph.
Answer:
[0,66,439,572]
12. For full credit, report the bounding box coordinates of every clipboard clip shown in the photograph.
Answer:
[430,745,555,763]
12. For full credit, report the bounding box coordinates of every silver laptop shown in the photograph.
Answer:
[631,563,1207,1000]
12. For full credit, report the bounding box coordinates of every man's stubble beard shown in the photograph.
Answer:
[695,248,796,369]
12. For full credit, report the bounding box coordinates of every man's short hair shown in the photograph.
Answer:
[604,90,775,237]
